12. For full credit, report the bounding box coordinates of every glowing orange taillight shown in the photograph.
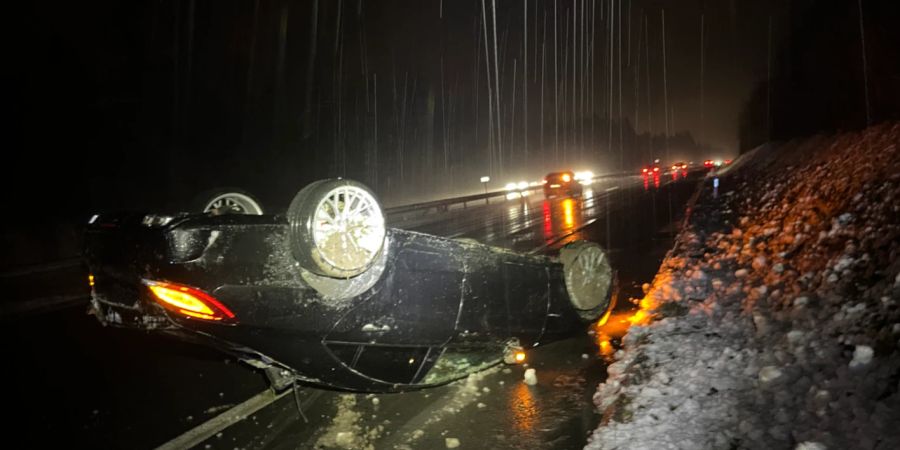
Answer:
[653,167,659,172]
[562,174,571,182]
[88,274,95,287]
[143,280,236,322]
[642,168,648,173]
[515,351,526,363]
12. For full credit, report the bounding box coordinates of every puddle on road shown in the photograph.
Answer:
[302,338,605,450]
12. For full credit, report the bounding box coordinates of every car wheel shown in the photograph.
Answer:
[287,179,387,278]
[194,188,264,215]
[559,241,615,321]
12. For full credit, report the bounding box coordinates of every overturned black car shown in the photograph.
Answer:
[84,179,615,392]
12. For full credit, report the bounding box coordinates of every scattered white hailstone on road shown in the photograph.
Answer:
[524,368,538,385]
[335,431,355,447]
[773,263,784,273]
[411,430,425,439]
[849,345,874,368]
[759,366,783,384]
[796,442,827,450]
[581,353,589,359]
[794,296,809,307]
[477,402,486,409]
[361,323,391,332]
[893,324,900,334]
[735,269,749,278]
[827,273,839,283]
[894,271,900,287]
[482,387,490,393]
[445,437,461,448]
[371,397,380,406]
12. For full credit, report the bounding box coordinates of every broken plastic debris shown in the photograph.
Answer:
[335,431,355,448]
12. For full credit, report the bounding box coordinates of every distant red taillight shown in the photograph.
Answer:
[144,280,236,323]
[653,167,660,172]
[642,168,648,173]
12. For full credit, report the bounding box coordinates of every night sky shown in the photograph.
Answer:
[8,0,898,220]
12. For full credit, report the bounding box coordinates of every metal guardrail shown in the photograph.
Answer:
[384,188,512,217]
[383,171,635,219]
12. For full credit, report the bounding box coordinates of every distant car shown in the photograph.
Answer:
[543,171,583,198]
[85,178,616,392]
[670,162,688,172]
[640,164,661,176]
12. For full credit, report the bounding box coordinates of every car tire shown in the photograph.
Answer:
[559,240,615,321]
[193,187,264,215]
[287,179,387,278]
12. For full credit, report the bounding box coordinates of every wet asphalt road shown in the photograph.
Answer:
[0,170,704,449]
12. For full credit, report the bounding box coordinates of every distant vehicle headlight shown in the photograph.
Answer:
[517,181,529,190]
[505,182,518,191]
[574,171,594,181]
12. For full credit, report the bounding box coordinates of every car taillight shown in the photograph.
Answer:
[514,351,526,363]
[542,179,547,184]
[562,174,571,182]
[642,168,648,173]
[653,167,659,172]
[143,280,236,323]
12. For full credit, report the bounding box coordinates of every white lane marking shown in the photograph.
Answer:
[155,388,290,450]
[605,186,619,192]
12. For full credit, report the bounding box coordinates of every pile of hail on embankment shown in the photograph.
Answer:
[586,122,900,450]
